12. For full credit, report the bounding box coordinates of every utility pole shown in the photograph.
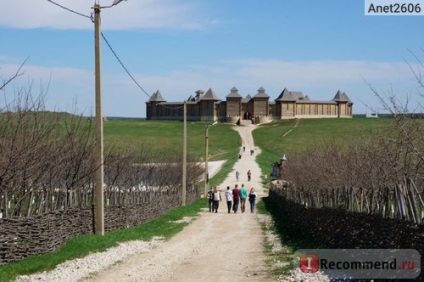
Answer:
[182,101,187,206]
[204,125,209,197]
[92,0,126,235]
[94,3,104,235]
[204,121,217,197]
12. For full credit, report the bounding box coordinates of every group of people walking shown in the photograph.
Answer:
[208,184,257,214]
[239,145,255,159]
[235,170,252,182]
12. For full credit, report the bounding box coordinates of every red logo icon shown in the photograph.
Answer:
[299,254,319,273]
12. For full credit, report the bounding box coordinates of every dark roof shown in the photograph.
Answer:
[147,90,166,103]
[241,94,252,103]
[291,91,304,100]
[275,88,296,102]
[200,88,220,101]
[253,87,269,98]
[159,101,197,105]
[187,95,196,102]
[226,86,242,98]
[332,90,353,103]
[275,88,310,101]
[296,100,337,104]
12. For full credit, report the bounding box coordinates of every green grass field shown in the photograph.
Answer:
[104,118,398,189]
[104,120,240,161]
[103,117,396,190]
[253,117,393,178]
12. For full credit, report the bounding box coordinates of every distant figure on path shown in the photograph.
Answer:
[250,149,254,156]
[232,184,241,213]
[247,170,252,181]
[212,187,222,213]
[248,188,257,213]
[235,170,240,181]
[240,184,248,213]
[242,145,245,152]
[208,188,214,212]
[225,186,233,213]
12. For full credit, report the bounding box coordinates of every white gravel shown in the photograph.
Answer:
[15,237,165,282]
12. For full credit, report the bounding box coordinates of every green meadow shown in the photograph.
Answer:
[253,117,393,177]
[103,118,394,184]
[1,114,393,179]
[104,119,240,160]
[0,117,397,281]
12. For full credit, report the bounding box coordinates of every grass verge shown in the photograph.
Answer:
[0,199,208,282]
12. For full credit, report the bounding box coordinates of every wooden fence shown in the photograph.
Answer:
[0,185,189,219]
[271,176,424,224]
[0,184,199,264]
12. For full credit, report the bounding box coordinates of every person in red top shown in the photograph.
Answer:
[232,184,241,213]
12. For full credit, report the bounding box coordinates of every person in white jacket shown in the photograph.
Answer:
[212,187,222,213]
[224,186,233,213]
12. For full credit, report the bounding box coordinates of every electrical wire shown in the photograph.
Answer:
[46,0,152,98]
[101,32,151,98]
[47,0,91,19]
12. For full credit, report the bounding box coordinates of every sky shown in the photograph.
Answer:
[1,0,424,117]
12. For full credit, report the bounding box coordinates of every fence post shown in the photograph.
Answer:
[396,184,407,220]
[3,192,8,218]
[406,178,418,224]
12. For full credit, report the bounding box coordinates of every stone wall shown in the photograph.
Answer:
[0,187,199,265]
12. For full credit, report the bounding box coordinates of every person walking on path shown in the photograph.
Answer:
[248,187,257,213]
[207,188,214,212]
[235,170,240,182]
[247,170,252,181]
[224,186,233,213]
[212,187,222,213]
[240,184,248,213]
[232,184,241,213]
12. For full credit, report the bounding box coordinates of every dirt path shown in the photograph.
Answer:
[82,122,272,282]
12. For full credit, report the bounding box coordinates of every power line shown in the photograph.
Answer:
[47,0,91,19]
[46,0,152,99]
[101,32,151,98]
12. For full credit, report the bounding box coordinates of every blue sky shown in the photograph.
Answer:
[1,0,424,117]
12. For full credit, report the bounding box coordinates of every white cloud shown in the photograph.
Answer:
[0,0,211,30]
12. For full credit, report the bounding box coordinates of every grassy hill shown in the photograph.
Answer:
[104,117,395,184]
[253,117,394,177]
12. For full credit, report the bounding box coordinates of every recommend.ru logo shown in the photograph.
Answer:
[294,249,421,279]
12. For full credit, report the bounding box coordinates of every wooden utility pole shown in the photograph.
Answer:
[182,101,187,206]
[94,3,104,235]
[204,125,209,197]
